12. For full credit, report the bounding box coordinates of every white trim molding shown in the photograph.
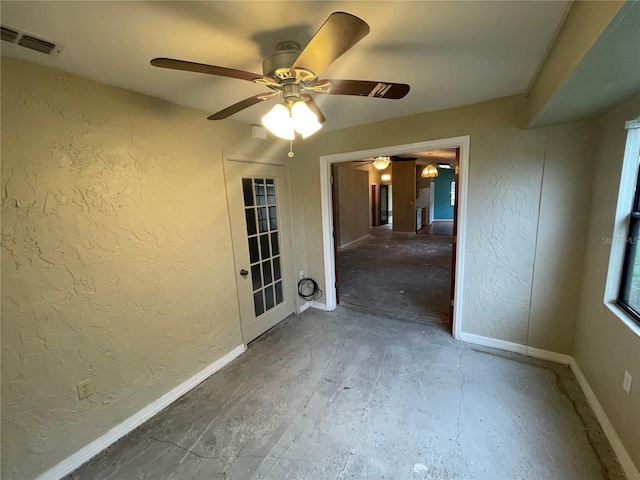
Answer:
[461,332,571,365]
[338,234,371,250]
[525,346,572,365]
[461,331,638,479]
[310,301,330,311]
[297,301,312,314]
[570,359,640,480]
[36,345,246,480]
[319,135,470,340]
[460,332,527,354]
[297,301,329,313]
[603,122,640,338]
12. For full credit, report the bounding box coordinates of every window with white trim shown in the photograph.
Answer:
[616,118,640,325]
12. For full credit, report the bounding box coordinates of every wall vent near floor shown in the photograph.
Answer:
[1,24,62,55]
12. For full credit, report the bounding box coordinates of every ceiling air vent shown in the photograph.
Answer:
[1,26,19,43]
[1,24,60,55]
[18,35,56,55]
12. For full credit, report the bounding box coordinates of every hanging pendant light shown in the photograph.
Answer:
[381,172,391,182]
[421,164,439,178]
[372,156,391,170]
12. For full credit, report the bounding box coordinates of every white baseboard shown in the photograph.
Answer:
[298,301,328,312]
[460,332,638,479]
[459,332,571,364]
[310,301,329,311]
[297,301,311,313]
[570,359,640,480]
[459,332,527,355]
[36,344,246,480]
[525,346,572,365]
[338,234,371,250]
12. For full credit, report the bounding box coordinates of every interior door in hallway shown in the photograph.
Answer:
[225,160,296,343]
[379,184,389,225]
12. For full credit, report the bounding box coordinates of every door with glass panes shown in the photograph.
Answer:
[224,159,296,343]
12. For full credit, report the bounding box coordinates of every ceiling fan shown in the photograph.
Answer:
[150,12,410,141]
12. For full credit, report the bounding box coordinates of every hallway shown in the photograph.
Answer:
[338,228,453,325]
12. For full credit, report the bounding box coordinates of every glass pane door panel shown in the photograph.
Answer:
[242,177,286,318]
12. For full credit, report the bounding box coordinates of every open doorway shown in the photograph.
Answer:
[320,137,469,338]
[332,151,458,328]
[379,184,390,225]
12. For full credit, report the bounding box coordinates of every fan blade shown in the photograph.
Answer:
[207,92,277,120]
[301,94,326,123]
[317,79,410,99]
[291,12,369,77]
[151,57,268,83]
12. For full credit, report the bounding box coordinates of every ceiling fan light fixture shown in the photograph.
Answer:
[261,100,322,140]
[373,156,391,170]
[261,103,295,140]
[421,164,439,178]
[291,100,322,138]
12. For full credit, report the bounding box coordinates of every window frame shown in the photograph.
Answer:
[617,165,640,324]
[607,117,640,336]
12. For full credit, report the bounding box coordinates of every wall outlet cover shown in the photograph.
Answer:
[77,378,93,400]
[623,371,632,394]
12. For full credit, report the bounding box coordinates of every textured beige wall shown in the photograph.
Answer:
[527,121,596,354]
[289,95,594,349]
[334,165,369,247]
[3,51,633,480]
[574,96,640,470]
[1,57,287,479]
[391,161,416,233]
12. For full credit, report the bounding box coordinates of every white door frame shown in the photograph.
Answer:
[319,135,470,339]
[223,153,298,343]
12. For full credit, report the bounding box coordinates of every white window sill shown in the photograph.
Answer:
[605,302,640,338]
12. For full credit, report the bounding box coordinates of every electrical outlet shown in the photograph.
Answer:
[623,371,632,394]
[77,378,93,400]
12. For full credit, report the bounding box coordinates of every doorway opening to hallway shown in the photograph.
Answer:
[320,136,470,338]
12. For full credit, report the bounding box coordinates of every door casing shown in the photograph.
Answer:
[319,136,470,339]
[224,155,297,344]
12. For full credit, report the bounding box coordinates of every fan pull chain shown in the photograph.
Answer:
[288,140,294,158]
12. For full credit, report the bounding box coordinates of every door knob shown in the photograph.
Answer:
[240,269,248,277]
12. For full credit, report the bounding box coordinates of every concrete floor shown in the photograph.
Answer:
[65,233,625,480]
[417,221,454,236]
[338,228,452,324]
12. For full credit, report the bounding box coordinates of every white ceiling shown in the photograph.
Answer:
[1,1,570,132]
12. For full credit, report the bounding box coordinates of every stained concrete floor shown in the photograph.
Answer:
[417,221,454,236]
[338,228,452,324]
[65,233,626,480]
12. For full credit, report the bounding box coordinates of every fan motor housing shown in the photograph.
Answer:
[262,50,299,80]
[262,41,316,83]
